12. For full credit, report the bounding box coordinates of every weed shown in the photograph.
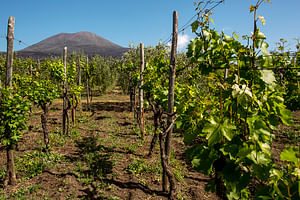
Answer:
[123,144,137,154]
[126,159,159,176]
[15,151,64,179]
[66,192,76,200]
[123,141,143,154]
[131,124,140,136]
[145,123,154,136]
[103,195,120,200]
[138,178,147,185]
[0,188,7,200]
[50,106,59,111]
[0,166,6,180]
[70,127,81,139]
[89,122,98,130]
[170,150,185,182]
[49,133,66,147]
[77,115,89,123]
[10,184,41,200]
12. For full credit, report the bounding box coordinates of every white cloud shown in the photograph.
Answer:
[168,34,190,50]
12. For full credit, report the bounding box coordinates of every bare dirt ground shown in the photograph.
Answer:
[0,88,221,200]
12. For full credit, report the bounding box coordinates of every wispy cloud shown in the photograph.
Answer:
[168,34,190,50]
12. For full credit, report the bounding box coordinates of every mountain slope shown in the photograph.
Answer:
[19,31,128,58]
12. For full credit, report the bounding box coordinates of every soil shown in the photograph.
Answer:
[0,88,220,200]
[0,88,299,200]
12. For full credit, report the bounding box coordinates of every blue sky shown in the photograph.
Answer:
[0,0,299,52]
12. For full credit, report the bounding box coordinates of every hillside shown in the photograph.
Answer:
[18,31,128,58]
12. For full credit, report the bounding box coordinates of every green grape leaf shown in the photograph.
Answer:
[203,118,236,146]
[280,146,299,165]
[276,105,293,126]
[191,21,199,33]
[248,151,271,165]
[190,146,218,175]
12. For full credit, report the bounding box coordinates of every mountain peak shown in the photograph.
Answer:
[19,31,128,58]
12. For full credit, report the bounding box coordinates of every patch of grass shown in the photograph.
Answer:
[123,143,139,154]
[0,166,6,180]
[49,132,66,147]
[77,115,89,123]
[126,158,160,176]
[65,191,76,200]
[97,194,120,200]
[145,123,155,136]
[9,184,41,200]
[176,190,188,200]
[170,150,186,182]
[50,106,60,111]
[70,126,81,139]
[15,151,65,179]
[0,188,8,200]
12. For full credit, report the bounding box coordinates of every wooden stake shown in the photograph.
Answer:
[166,10,178,162]
[37,58,40,71]
[78,56,82,113]
[63,47,68,135]
[162,11,178,197]
[86,56,90,111]
[72,94,76,125]
[4,16,17,186]
[5,17,14,87]
[139,43,145,139]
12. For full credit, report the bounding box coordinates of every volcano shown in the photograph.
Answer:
[18,31,128,58]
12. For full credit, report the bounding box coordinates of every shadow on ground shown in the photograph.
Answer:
[62,136,166,199]
[82,102,131,112]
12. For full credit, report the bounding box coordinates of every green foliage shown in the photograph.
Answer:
[271,49,300,111]
[90,55,118,94]
[256,145,300,199]
[44,60,66,82]
[280,146,300,166]
[117,47,140,94]
[183,1,297,199]
[0,87,31,146]
[142,45,170,109]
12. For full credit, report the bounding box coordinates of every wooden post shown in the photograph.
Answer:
[86,56,90,111]
[166,10,178,164]
[29,64,33,113]
[72,94,75,125]
[161,11,178,197]
[134,87,137,119]
[5,17,14,87]
[4,16,17,186]
[139,43,145,139]
[63,47,68,135]
[224,68,228,79]
[37,58,40,71]
[29,64,32,76]
[78,56,82,113]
